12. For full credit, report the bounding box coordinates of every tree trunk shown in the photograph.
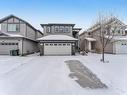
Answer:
[102,47,105,62]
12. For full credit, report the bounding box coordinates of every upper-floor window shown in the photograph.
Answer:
[46,27,50,33]
[59,26,64,32]
[65,26,69,32]
[55,26,59,32]
[8,24,19,32]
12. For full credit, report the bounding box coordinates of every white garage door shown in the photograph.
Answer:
[44,43,71,55]
[0,43,19,55]
[115,41,127,54]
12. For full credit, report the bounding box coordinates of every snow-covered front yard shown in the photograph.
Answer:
[0,54,127,95]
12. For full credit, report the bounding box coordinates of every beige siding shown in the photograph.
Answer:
[26,26,36,40]
[22,39,38,55]
[104,42,113,53]
[20,24,26,36]
[1,23,7,33]
[36,32,43,38]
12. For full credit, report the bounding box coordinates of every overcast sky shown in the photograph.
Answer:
[0,0,127,32]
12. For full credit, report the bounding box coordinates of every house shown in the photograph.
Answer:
[0,15,43,55]
[37,23,81,55]
[80,17,127,54]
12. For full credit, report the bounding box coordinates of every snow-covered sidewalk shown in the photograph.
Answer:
[0,54,127,95]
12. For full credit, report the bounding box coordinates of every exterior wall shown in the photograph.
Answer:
[104,42,113,53]
[79,32,89,51]
[26,25,36,40]
[36,31,43,38]
[43,25,73,37]
[22,39,38,55]
[20,23,27,36]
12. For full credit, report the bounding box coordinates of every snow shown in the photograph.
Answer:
[37,35,78,41]
[0,31,24,37]
[8,34,24,37]
[85,37,96,41]
[113,36,127,41]
[0,54,127,95]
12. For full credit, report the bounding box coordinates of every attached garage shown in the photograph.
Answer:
[0,42,19,55]
[44,43,71,55]
[115,41,127,54]
[37,35,78,56]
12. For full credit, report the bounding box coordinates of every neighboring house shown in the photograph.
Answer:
[37,23,81,55]
[0,15,43,55]
[80,17,127,54]
[79,31,96,52]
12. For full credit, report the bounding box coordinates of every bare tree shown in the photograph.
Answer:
[98,15,124,62]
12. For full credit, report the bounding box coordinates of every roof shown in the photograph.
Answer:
[73,28,82,30]
[41,23,75,27]
[0,14,43,35]
[73,28,82,32]
[85,37,96,41]
[0,31,23,37]
[87,17,126,32]
[79,31,87,36]
[37,35,78,41]
[0,31,37,42]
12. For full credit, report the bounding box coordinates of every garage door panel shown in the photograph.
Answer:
[0,43,19,55]
[44,43,71,55]
[115,41,127,54]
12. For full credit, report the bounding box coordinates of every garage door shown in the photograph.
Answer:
[0,43,19,55]
[115,41,127,54]
[44,43,71,55]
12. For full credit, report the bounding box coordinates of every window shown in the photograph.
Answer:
[65,26,69,32]
[54,44,57,46]
[0,43,18,45]
[58,44,62,46]
[118,30,120,34]
[63,44,66,46]
[8,24,19,32]
[50,43,53,46]
[55,26,59,32]
[59,26,64,32]
[67,44,70,46]
[45,44,49,46]
[46,27,50,33]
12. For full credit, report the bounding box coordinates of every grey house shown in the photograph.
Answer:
[37,23,81,55]
[0,15,43,55]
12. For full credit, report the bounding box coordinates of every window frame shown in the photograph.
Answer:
[7,24,19,32]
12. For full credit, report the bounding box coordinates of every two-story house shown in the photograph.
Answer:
[0,15,43,55]
[37,23,81,55]
[80,17,127,54]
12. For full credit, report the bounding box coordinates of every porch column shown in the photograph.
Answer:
[40,43,44,56]
[88,41,91,51]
